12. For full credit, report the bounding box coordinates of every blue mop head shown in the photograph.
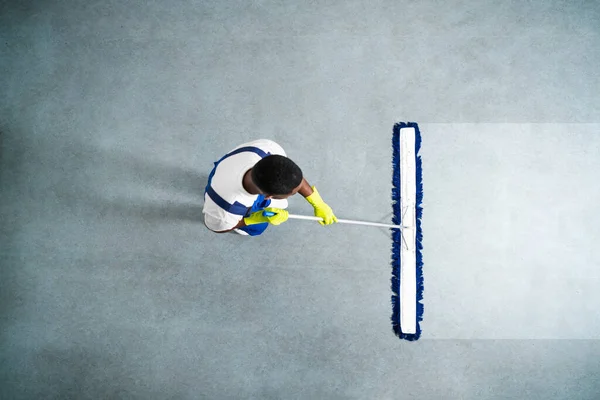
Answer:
[391,122,424,341]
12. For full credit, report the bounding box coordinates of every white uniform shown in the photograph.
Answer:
[203,139,289,232]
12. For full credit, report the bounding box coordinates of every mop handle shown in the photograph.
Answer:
[262,211,408,230]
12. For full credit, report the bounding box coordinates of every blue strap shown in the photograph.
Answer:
[222,146,270,159]
[205,146,271,216]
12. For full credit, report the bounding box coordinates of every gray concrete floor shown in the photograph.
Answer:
[2,1,600,399]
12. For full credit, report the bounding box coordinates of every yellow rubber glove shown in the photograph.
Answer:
[305,186,338,226]
[244,207,289,226]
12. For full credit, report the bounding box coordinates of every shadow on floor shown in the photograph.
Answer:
[90,166,210,224]
[101,197,208,224]
[51,142,213,225]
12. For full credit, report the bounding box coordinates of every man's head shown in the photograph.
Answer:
[251,155,303,199]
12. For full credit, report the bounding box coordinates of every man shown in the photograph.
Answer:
[203,139,338,236]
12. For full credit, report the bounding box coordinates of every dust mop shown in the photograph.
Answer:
[264,122,423,340]
[391,122,423,341]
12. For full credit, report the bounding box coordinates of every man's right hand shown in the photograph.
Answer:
[243,207,289,226]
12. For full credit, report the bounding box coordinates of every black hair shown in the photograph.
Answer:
[251,155,303,195]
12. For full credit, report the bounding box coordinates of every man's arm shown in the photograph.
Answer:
[298,178,314,197]
[297,177,338,225]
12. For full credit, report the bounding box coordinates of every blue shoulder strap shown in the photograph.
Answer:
[205,146,271,216]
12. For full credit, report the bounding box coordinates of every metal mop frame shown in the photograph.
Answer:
[284,214,409,231]
[282,215,412,252]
